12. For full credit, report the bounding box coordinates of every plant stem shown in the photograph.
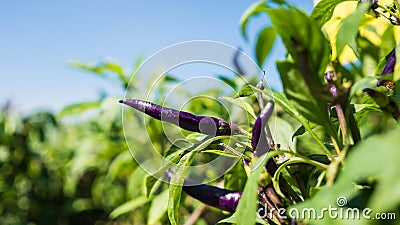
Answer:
[335,103,348,146]
[259,190,285,224]
[183,205,206,225]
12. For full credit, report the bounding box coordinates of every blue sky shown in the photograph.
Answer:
[0,1,313,113]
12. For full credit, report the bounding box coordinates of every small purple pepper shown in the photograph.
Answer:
[377,48,396,88]
[119,99,240,136]
[165,170,241,212]
[252,100,274,157]
[183,185,242,212]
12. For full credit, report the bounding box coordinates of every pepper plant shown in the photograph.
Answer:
[119,0,400,224]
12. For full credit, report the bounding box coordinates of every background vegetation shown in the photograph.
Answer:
[1,0,400,225]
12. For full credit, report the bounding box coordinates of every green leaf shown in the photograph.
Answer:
[263,90,332,157]
[145,150,186,197]
[167,151,196,225]
[255,26,277,67]
[292,125,400,224]
[69,61,106,75]
[235,154,271,225]
[349,76,377,99]
[267,7,330,78]
[292,122,318,140]
[311,0,355,27]
[364,88,400,119]
[276,61,335,138]
[271,116,295,150]
[57,101,100,118]
[224,160,247,191]
[336,2,371,58]
[233,84,261,99]
[220,96,257,120]
[218,75,237,90]
[217,212,269,224]
[394,43,400,82]
[148,189,169,225]
[109,196,149,219]
[200,149,242,158]
[240,0,268,40]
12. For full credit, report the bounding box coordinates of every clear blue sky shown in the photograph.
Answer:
[0,1,313,113]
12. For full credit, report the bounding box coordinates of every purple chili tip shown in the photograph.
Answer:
[183,185,242,212]
[377,48,396,87]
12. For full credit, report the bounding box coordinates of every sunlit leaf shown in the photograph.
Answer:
[57,101,100,118]
[255,26,277,67]
[148,190,169,225]
[167,151,196,225]
[233,84,261,99]
[235,154,271,225]
[292,125,400,224]
[336,2,371,58]
[220,96,257,119]
[311,0,355,27]
[109,196,149,219]
[276,61,335,138]
[267,7,330,78]
[240,0,268,40]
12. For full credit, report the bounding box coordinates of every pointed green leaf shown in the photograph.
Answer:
[233,84,261,99]
[336,2,371,58]
[255,26,277,67]
[240,0,268,40]
[57,101,100,118]
[276,61,335,138]
[109,196,149,219]
[292,125,400,224]
[148,189,169,225]
[311,0,355,27]
[167,151,197,225]
[267,7,330,78]
[235,154,272,225]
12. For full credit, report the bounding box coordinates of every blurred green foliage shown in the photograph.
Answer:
[3,1,400,225]
[0,56,242,224]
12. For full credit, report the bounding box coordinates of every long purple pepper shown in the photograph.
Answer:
[250,101,301,202]
[119,99,240,136]
[252,100,274,157]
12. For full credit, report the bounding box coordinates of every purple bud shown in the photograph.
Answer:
[325,71,334,83]
[256,81,265,90]
[330,85,338,97]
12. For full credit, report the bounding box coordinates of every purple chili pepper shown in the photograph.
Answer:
[252,100,275,157]
[377,48,396,87]
[119,99,240,136]
[165,170,241,212]
[183,185,242,212]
